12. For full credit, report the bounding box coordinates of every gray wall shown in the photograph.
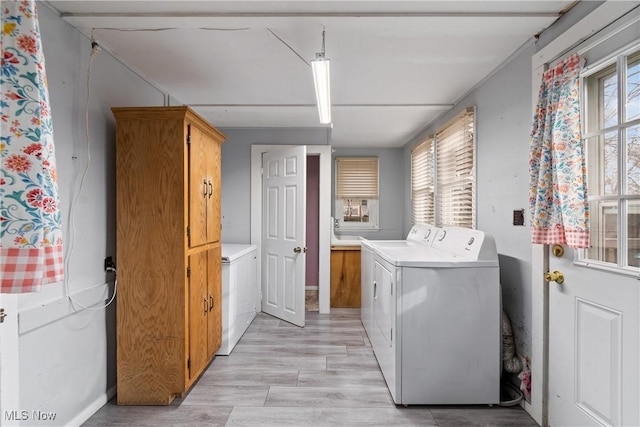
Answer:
[333,148,404,240]
[402,41,536,371]
[15,5,165,426]
[219,127,330,243]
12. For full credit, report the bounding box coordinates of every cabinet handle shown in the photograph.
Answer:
[208,180,213,198]
[373,281,377,299]
[209,295,214,311]
[203,298,208,315]
[203,179,208,197]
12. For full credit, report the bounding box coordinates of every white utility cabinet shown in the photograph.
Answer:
[217,244,258,355]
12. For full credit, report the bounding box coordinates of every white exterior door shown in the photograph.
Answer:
[528,6,640,425]
[547,252,639,426]
[0,295,19,426]
[261,146,307,327]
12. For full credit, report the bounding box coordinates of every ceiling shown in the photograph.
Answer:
[45,1,576,147]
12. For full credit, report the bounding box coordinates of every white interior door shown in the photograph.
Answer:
[261,146,307,327]
[547,249,639,426]
[0,294,19,427]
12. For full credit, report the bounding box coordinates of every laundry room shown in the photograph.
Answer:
[2,1,639,426]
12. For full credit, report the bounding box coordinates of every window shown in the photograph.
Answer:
[335,157,379,229]
[583,48,640,268]
[411,107,476,228]
[411,136,435,225]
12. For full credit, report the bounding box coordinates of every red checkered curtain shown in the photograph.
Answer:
[529,54,589,249]
[1,0,64,292]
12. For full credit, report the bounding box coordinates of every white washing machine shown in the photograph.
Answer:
[361,225,501,405]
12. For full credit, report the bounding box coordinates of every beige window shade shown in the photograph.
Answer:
[411,137,435,225]
[436,107,476,229]
[336,157,379,199]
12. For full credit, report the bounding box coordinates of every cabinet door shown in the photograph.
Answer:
[188,251,209,380]
[206,138,221,243]
[189,124,209,248]
[330,249,361,308]
[207,244,222,358]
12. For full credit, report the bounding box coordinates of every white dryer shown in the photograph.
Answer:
[361,225,501,405]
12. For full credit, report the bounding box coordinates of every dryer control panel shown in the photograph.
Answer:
[431,227,498,261]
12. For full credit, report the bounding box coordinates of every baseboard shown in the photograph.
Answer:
[67,386,116,427]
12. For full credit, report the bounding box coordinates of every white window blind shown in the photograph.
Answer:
[411,137,435,225]
[436,107,475,229]
[336,157,379,199]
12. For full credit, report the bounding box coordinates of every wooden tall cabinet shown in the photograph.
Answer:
[112,106,225,405]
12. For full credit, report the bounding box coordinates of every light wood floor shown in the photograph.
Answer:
[83,309,538,426]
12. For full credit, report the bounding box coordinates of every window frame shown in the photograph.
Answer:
[334,157,380,231]
[578,43,640,273]
[410,107,477,229]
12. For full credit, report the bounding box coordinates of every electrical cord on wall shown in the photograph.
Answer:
[63,32,117,311]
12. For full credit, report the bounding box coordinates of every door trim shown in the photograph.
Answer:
[529,3,640,425]
[0,295,19,426]
[251,145,332,314]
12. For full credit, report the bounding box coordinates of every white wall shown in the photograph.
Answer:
[13,6,165,426]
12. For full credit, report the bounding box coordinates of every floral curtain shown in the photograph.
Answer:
[529,53,589,249]
[1,0,63,292]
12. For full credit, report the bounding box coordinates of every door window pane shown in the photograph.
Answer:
[628,200,640,267]
[601,72,618,128]
[627,124,640,195]
[588,200,618,263]
[626,52,640,122]
[586,133,619,196]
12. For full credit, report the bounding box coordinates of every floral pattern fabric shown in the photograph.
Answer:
[1,0,63,292]
[529,53,589,249]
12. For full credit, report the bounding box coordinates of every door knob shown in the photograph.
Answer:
[293,247,307,254]
[0,308,6,323]
[544,270,565,284]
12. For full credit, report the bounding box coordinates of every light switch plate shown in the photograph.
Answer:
[513,209,525,226]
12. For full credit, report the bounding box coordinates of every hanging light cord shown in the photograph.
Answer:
[64,29,117,311]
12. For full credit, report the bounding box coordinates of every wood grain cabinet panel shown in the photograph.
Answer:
[330,247,362,308]
[113,106,225,405]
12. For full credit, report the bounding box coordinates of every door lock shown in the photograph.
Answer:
[293,247,308,253]
[552,244,564,257]
[544,270,565,284]
[0,308,6,324]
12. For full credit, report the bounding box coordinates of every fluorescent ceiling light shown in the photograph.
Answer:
[311,28,331,124]
[312,54,331,124]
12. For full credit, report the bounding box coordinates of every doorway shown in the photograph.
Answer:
[250,145,332,315]
[305,155,320,312]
